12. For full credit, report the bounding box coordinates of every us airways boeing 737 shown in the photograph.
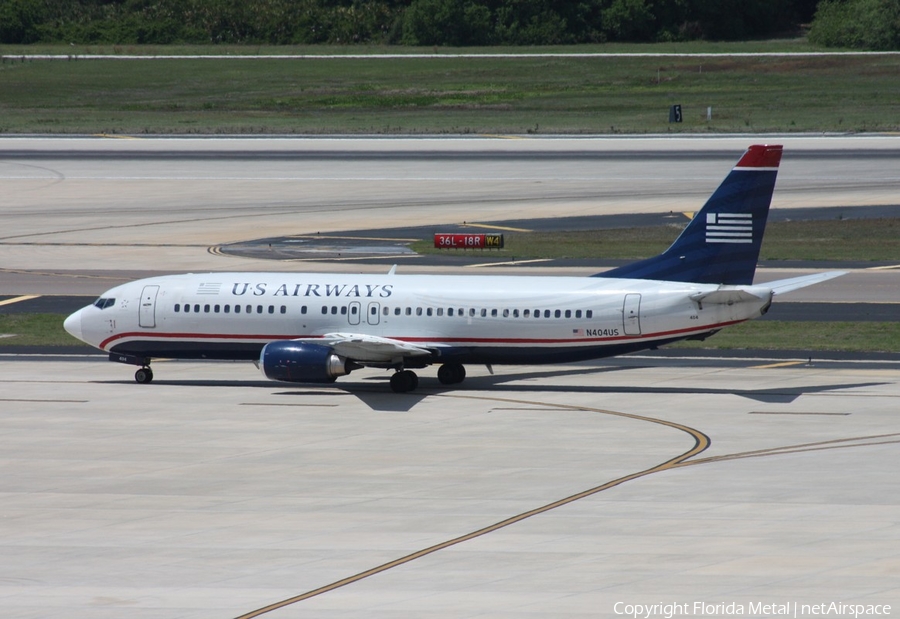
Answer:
[64,145,843,392]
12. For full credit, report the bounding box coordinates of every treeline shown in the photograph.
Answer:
[808,0,900,50]
[0,0,893,49]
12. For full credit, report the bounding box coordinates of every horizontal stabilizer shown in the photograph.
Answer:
[690,288,769,306]
[763,271,847,296]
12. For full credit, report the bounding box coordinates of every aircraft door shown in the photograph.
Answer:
[623,293,641,335]
[139,285,160,328]
[348,301,361,325]
[367,302,381,325]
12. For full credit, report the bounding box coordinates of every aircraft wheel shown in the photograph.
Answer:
[135,367,154,384]
[390,370,418,393]
[437,363,466,385]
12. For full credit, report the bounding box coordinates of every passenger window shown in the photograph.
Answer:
[406,307,412,316]
[470,308,476,317]
[394,307,401,316]
[480,309,486,317]
[416,307,423,316]
[524,309,531,317]
[513,309,519,318]
[234,305,240,314]
[491,309,498,317]
[340,306,347,315]
[246,305,252,314]
[322,306,328,314]
[437,308,444,316]
[502,309,509,317]
[301,306,307,314]
[257,306,263,314]
[575,309,582,318]
[224,305,230,314]
[555,310,561,318]
[544,310,551,318]
[194,304,201,313]
[281,306,286,314]
[586,310,593,318]
[427,308,433,316]
[448,308,454,317]
[565,309,571,318]
[268,305,275,314]
[214,305,220,313]
[174,304,180,312]
[331,306,338,315]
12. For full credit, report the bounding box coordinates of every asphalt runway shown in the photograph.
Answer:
[2,135,900,277]
[0,136,898,618]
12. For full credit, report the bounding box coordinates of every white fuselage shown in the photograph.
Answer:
[65,271,771,365]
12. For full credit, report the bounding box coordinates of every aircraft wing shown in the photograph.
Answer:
[293,332,432,363]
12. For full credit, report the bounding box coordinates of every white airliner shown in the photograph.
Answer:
[64,145,843,392]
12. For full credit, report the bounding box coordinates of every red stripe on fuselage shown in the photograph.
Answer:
[99,319,743,352]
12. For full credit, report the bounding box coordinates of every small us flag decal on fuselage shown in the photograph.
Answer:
[706,212,753,244]
[197,282,222,295]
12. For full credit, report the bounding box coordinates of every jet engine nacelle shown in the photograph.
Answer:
[260,341,353,383]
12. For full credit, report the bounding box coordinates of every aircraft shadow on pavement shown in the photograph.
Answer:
[96,364,887,412]
[457,371,886,404]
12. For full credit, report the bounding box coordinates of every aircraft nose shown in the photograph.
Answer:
[63,309,84,342]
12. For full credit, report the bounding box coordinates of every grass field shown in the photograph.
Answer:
[413,219,900,262]
[670,321,900,353]
[2,41,899,134]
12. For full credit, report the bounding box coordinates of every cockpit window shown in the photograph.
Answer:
[93,298,116,309]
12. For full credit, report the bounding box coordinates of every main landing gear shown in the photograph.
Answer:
[389,363,467,393]
[389,369,418,393]
[437,362,466,386]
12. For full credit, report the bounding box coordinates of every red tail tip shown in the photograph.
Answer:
[736,144,783,169]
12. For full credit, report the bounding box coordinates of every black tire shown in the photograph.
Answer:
[390,370,417,393]
[135,367,153,384]
[438,363,466,385]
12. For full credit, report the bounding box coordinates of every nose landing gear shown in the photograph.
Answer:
[109,353,154,384]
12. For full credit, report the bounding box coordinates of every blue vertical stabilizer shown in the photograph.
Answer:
[595,144,783,285]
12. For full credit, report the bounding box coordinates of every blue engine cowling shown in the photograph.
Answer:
[260,341,352,383]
